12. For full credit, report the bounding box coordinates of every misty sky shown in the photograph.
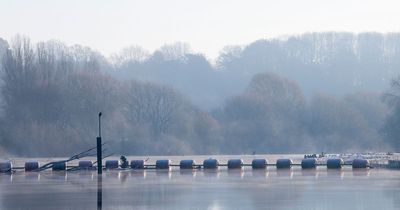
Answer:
[0,0,399,59]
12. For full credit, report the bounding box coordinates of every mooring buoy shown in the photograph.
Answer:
[252,159,267,169]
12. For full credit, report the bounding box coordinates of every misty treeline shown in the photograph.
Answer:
[0,32,400,157]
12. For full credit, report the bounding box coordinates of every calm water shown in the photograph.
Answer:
[0,155,400,210]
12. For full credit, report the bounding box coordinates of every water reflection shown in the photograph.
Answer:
[301,169,319,179]
[155,170,172,179]
[0,173,12,183]
[130,170,146,179]
[327,169,344,180]
[179,169,197,178]
[203,169,220,178]
[352,169,371,177]
[97,175,102,210]
[0,168,399,210]
[276,169,294,179]
[50,171,67,181]
[119,171,129,183]
[105,171,120,179]
[250,169,268,179]
[24,172,41,181]
[227,169,245,178]
[78,171,94,180]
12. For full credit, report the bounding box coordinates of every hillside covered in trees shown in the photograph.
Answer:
[0,32,400,157]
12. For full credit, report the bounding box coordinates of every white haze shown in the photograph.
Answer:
[0,0,400,59]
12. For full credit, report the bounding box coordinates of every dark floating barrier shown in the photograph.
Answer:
[25,161,39,171]
[327,159,344,169]
[301,158,317,169]
[52,161,66,171]
[276,159,293,169]
[203,159,219,169]
[0,161,12,173]
[352,159,370,169]
[78,160,93,169]
[4,155,386,172]
[156,160,171,170]
[105,160,119,170]
[252,159,267,169]
[227,159,243,169]
[388,160,400,169]
[180,160,196,169]
[131,160,145,169]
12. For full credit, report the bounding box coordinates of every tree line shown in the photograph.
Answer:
[0,34,399,157]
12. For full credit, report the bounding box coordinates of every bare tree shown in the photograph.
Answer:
[123,80,183,137]
[110,45,149,66]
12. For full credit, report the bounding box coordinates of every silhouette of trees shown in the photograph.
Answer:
[0,33,396,156]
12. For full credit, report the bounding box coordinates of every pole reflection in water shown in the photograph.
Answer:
[97,175,102,210]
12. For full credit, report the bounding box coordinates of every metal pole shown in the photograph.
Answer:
[97,112,102,175]
[98,112,102,138]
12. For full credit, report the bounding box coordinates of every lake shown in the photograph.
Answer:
[0,155,399,210]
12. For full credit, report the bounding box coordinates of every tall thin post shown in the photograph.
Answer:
[97,112,102,175]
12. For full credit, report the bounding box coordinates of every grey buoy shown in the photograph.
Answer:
[327,159,343,169]
[52,161,66,171]
[301,158,317,169]
[203,159,219,169]
[352,159,369,169]
[25,161,39,171]
[276,159,293,169]
[130,160,145,169]
[252,159,267,169]
[0,161,12,173]
[105,160,119,169]
[227,159,243,169]
[180,160,196,169]
[78,160,93,169]
[156,160,171,170]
